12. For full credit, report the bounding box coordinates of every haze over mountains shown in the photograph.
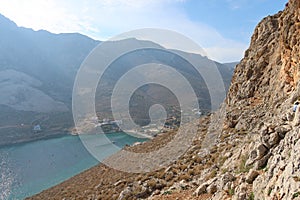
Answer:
[0,13,99,145]
[0,13,236,146]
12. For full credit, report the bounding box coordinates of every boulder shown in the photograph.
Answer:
[286,112,294,121]
[261,125,269,136]
[261,135,271,149]
[275,125,292,137]
[135,186,150,199]
[250,149,258,160]
[255,153,271,170]
[257,144,269,159]
[193,183,207,196]
[117,187,132,200]
[237,193,247,200]
[193,178,217,196]
[224,173,236,182]
[246,169,260,184]
[207,183,218,194]
[233,183,248,200]
[269,132,281,147]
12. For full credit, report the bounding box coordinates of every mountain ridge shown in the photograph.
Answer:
[0,13,99,145]
[0,13,235,146]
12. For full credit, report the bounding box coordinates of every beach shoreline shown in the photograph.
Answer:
[123,130,154,139]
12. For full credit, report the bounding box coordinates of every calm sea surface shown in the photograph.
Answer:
[0,133,147,200]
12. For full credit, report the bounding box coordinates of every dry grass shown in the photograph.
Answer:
[206,169,217,180]
[238,155,252,173]
[177,173,191,181]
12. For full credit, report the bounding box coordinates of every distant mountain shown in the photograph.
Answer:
[222,61,239,69]
[0,14,99,145]
[94,39,235,125]
[0,69,68,112]
[0,13,235,145]
[0,14,99,103]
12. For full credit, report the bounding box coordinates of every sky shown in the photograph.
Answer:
[0,0,287,62]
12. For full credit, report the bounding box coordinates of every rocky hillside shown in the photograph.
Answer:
[221,0,300,198]
[27,1,300,199]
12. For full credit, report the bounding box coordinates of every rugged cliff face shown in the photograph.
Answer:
[28,1,300,199]
[226,0,300,130]
[222,0,300,199]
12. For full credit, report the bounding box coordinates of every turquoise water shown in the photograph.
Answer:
[0,133,147,200]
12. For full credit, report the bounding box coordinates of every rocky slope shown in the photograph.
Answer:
[221,0,300,198]
[28,0,300,199]
[193,0,300,198]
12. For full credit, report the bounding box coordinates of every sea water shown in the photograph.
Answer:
[0,133,147,200]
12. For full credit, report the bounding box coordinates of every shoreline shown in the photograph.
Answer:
[122,130,154,139]
[0,132,71,149]
[0,130,154,149]
[3,131,148,199]
[74,128,154,139]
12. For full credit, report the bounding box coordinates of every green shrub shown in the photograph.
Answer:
[238,155,252,173]
[228,188,235,196]
[268,187,273,196]
[206,169,217,180]
[163,190,172,195]
[293,192,300,199]
[248,192,255,200]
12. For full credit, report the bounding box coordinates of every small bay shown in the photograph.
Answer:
[0,133,147,200]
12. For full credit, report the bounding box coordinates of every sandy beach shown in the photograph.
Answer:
[124,130,154,139]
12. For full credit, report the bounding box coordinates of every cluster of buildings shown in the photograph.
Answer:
[95,118,122,133]
[83,106,203,136]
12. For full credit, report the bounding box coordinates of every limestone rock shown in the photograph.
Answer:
[193,183,207,196]
[221,173,236,184]
[255,153,271,170]
[268,132,281,147]
[246,169,260,184]
[233,183,248,200]
[207,183,218,194]
[117,187,132,200]
[275,125,291,136]
[257,144,269,159]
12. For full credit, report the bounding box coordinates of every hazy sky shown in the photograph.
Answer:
[0,0,286,62]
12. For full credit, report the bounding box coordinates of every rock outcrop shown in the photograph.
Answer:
[221,0,300,199]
